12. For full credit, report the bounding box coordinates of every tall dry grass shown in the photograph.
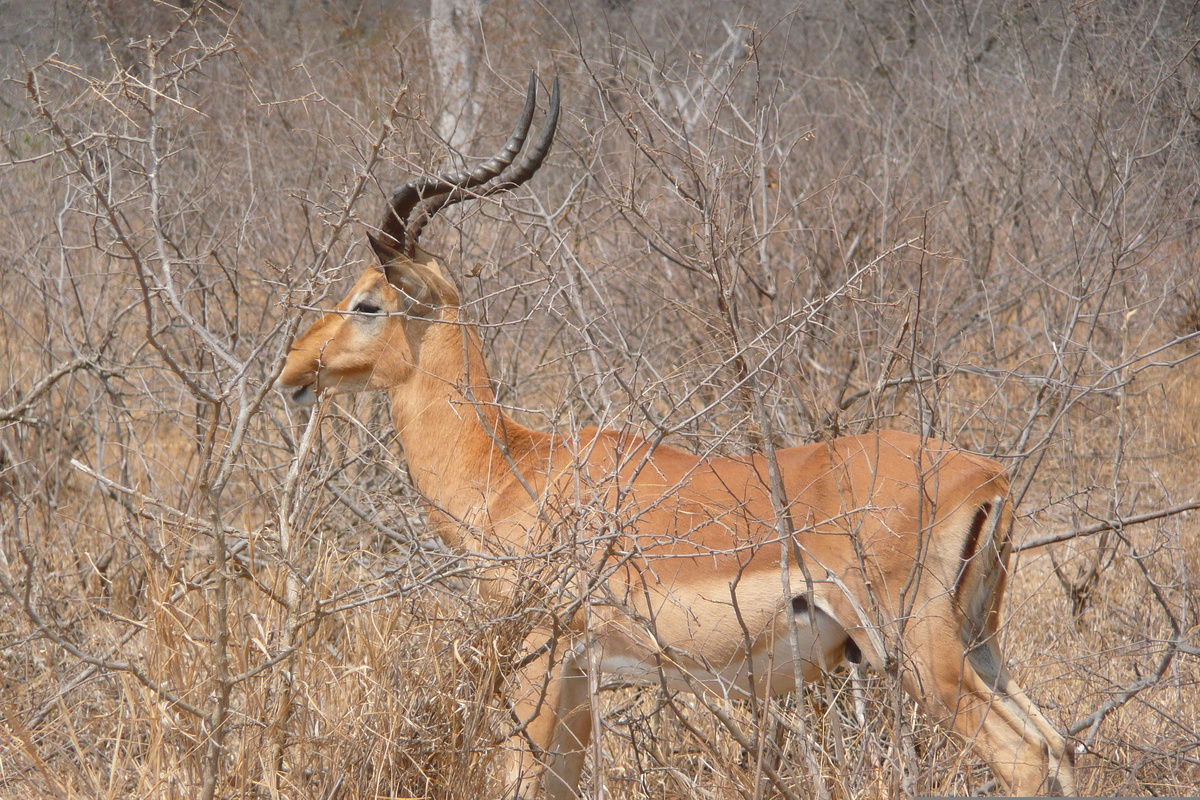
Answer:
[0,1,1196,797]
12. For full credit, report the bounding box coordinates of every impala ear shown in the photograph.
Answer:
[367,231,403,265]
[411,245,446,277]
[386,263,440,318]
[364,232,438,316]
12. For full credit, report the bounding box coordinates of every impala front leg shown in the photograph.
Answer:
[503,629,592,800]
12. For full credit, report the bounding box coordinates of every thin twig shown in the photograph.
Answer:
[1016,498,1200,552]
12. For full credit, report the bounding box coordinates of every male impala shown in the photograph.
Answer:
[280,74,1075,797]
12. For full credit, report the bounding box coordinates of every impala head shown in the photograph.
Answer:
[279,73,559,407]
[279,239,461,405]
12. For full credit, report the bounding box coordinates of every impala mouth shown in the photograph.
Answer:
[288,383,318,407]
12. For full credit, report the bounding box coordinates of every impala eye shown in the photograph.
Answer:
[352,301,382,315]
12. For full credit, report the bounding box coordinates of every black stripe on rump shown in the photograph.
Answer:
[955,501,992,598]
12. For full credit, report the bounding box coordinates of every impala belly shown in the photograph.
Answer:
[595,577,852,697]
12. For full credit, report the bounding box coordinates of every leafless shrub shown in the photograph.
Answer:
[0,0,1196,797]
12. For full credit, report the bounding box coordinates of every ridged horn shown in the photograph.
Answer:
[380,72,560,258]
[402,75,560,256]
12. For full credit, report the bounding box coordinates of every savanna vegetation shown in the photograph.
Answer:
[0,1,1197,797]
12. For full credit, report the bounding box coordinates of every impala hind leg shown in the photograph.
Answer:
[966,639,1076,795]
[903,620,1074,796]
[503,632,592,800]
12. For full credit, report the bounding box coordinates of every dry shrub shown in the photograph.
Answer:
[0,1,1196,797]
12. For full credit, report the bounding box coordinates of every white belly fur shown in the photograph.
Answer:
[596,592,850,700]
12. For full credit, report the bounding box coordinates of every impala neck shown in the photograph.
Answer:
[386,321,545,546]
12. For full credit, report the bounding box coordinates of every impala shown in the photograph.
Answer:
[279,74,1075,797]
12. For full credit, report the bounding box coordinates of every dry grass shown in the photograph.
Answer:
[0,0,1197,797]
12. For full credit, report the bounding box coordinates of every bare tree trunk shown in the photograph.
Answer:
[429,0,482,151]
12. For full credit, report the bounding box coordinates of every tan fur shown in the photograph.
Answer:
[280,254,1075,797]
